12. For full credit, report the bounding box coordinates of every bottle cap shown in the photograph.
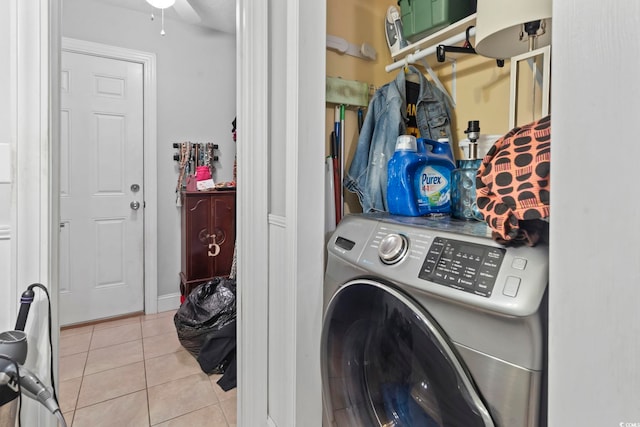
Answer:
[395,135,417,151]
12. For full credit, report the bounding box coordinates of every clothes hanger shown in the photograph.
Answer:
[418,58,455,108]
[401,58,455,107]
[404,60,420,83]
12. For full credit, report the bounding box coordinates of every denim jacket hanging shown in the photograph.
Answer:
[344,65,453,213]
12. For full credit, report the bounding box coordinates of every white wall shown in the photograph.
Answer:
[549,0,640,425]
[62,0,236,298]
[0,0,12,332]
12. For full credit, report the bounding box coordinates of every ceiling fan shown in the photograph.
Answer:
[146,0,201,35]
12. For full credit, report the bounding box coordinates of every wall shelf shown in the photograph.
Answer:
[388,13,477,70]
[385,14,477,108]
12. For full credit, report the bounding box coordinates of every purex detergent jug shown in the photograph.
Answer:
[387,135,455,216]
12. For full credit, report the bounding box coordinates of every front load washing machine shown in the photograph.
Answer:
[321,214,548,427]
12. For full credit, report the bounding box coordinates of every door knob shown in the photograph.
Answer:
[130,201,141,210]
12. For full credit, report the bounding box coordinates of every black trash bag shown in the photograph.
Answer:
[198,319,237,390]
[174,277,236,359]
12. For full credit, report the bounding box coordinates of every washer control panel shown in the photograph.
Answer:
[327,214,548,316]
[418,237,506,297]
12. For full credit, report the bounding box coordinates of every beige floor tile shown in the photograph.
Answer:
[58,311,237,427]
[84,340,143,375]
[76,361,146,409]
[59,377,82,413]
[220,396,237,425]
[61,411,74,426]
[72,390,149,427]
[147,373,217,425]
[143,309,177,321]
[93,315,142,331]
[152,403,227,427]
[59,352,87,381]
[59,332,92,357]
[60,324,94,338]
[208,375,237,402]
[90,322,142,350]
[143,331,182,360]
[142,315,177,338]
[145,350,201,387]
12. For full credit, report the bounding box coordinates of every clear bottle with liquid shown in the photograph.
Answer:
[451,120,483,220]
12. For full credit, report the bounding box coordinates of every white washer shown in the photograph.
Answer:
[322,214,548,427]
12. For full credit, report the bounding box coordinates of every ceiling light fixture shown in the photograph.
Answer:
[146,0,175,36]
[146,0,175,9]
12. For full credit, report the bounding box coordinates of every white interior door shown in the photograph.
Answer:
[59,51,144,326]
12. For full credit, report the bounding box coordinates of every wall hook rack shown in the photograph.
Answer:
[326,34,377,61]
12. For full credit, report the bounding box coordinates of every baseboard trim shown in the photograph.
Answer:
[156,292,181,313]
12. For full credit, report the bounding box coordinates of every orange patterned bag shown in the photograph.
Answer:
[476,116,550,245]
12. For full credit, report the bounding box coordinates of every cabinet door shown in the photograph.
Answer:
[210,192,236,277]
[182,195,214,281]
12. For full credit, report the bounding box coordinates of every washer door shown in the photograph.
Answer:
[321,279,494,427]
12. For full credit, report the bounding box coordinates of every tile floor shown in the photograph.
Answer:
[58,310,236,427]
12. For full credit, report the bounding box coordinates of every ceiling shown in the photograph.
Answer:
[96,0,236,34]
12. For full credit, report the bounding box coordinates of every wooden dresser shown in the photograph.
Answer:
[180,190,236,297]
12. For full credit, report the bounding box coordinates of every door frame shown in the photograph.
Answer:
[237,0,326,424]
[61,37,159,315]
[236,0,269,424]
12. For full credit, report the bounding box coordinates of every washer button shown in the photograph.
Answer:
[503,276,521,297]
[512,257,527,270]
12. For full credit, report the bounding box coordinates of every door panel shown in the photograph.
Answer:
[59,51,144,325]
[94,113,125,193]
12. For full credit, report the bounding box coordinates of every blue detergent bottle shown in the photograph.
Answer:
[387,135,426,216]
[415,137,456,216]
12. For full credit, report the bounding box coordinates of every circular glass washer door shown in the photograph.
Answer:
[321,279,495,427]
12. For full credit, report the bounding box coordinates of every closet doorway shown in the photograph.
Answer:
[59,0,237,322]
[55,1,239,424]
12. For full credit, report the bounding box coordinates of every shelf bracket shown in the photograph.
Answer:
[435,26,476,64]
[436,43,476,61]
[435,26,504,68]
